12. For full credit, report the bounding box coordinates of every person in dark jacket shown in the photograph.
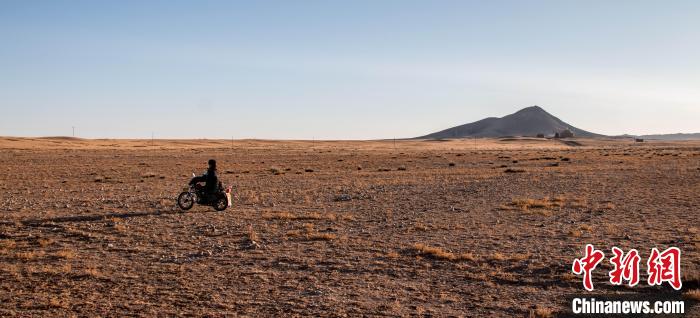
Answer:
[189,159,219,200]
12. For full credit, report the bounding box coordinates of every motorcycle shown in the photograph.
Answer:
[177,173,232,211]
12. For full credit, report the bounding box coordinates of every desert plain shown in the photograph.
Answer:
[0,137,698,317]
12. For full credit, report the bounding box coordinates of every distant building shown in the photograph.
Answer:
[635,138,644,142]
[536,133,545,138]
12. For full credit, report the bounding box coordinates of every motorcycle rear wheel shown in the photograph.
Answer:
[177,192,195,210]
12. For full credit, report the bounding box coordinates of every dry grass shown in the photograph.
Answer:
[81,266,101,278]
[600,202,616,210]
[263,211,336,221]
[55,249,76,259]
[412,243,455,260]
[505,198,549,210]
[15,250,45,261]
[141,172,156,178]
[683,268,700,287]
[465,271,489,281]
[37,238,54,247]
[0,239,17,253]
[285,229,304,238]
[569,197,588,208]
[263,211,296,220]
[500,197,564,216]
[413,223,429,231]
[26,263,72,276]
[457,252,477,262]
[578,224,593,232]
[569,224,593,237]
[490,252,508,262]
[386,251,400,259]
[684,289,700,301]
[487,252,530,262]
[306,233,337,241]
[48,297,68,309]
[510,253,530,261]
[412,243,475,262]
[285,223,337,241]
[491,270,517,282]
[529,307,554,318]
[568,229,582,237]
[247,225,259,242]
[1,138,699,316]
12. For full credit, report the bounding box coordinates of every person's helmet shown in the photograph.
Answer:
[208,159,217,169]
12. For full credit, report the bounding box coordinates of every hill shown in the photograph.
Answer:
[417,106,602,139]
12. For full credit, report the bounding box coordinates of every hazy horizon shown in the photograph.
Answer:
[2,1,699,139]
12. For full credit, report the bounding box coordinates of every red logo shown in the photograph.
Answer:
[572,244,605,291]
[647,247,682,290]
[573,245,681,291]
[609,247,641,287]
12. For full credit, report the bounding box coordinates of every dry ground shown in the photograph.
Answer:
[0,137,699,317]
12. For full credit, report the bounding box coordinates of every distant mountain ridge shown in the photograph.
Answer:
[633,133,700,141]
[418,106,602,139]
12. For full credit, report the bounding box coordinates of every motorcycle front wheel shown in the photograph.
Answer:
[177,192,195,210]
[213,196,228,211]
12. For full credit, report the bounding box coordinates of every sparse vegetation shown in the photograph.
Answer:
[263,211,336,221]
[0,239,17,252]
[270,166,283,175]
[0,138,697,316]
[490,252,508,261]
[413,223,429,231]
[15,250,45,260]
[568,229,582,237]
[500,197,564,216]
[684,289,700,301]
[37,238,54,247]
[529,307,554,318]
[412,243,476,262]
[306,232,337,241]
[285,223,336,241]
[55,249,76,259]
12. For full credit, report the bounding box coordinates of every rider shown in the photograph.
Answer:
[189,159,219,200]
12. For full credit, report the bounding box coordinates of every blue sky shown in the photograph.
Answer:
[1,1,698,139]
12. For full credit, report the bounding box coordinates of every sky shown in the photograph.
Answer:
[1,0,699,139]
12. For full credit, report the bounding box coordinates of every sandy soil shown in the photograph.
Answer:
[0,137,698,317]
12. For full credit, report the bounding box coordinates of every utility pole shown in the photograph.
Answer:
[72,126,75,137]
